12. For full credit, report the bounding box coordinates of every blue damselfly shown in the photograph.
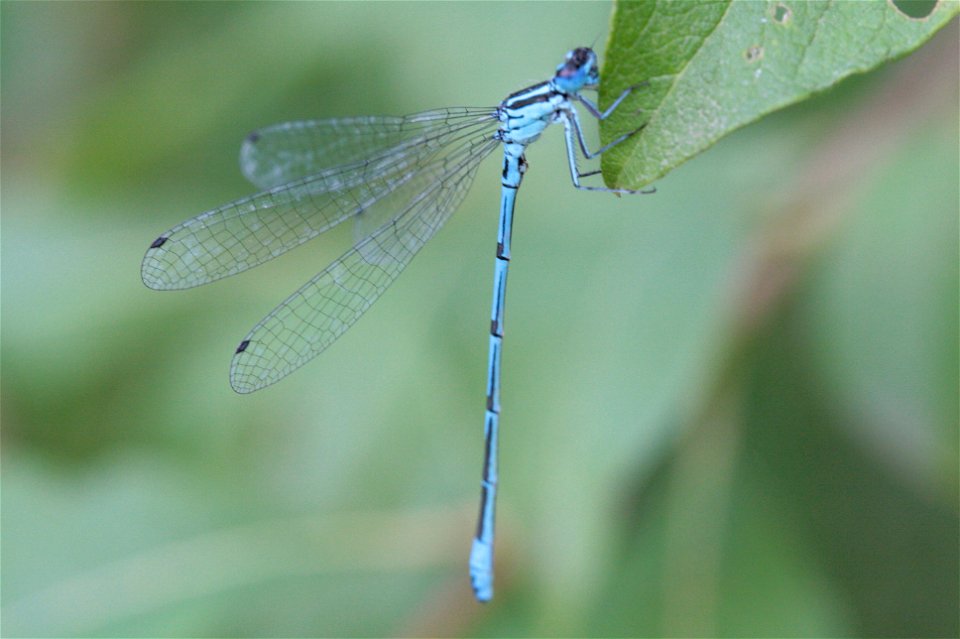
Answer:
[142,47,648,602]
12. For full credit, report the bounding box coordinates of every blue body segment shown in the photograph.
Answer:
[142,47,646,603]
[470,146,523,602]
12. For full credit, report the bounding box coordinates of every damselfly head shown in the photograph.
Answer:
[554,47,599,94]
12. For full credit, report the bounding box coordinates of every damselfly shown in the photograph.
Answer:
[142,47,649,602]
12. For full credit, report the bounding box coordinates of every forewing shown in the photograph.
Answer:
[142,108,498,291]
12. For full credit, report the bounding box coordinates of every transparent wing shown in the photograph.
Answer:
[239,107,498,190]
[141,107,498,290]
[230,135,500,393]
[241,109,496,189]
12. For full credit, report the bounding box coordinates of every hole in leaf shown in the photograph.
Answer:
[745,45,764,63]
[772,3,792,23]
[891,0,938,18]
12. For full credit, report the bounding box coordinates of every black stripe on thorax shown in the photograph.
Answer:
[505,82,563,110]
[505,80,550,101]
[509,91,560,110]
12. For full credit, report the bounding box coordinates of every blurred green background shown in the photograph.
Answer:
[2,2,956,637]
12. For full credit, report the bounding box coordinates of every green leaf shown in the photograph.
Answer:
[600,0,959,188]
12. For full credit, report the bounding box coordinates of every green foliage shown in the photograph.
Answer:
[600,0,959,188]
